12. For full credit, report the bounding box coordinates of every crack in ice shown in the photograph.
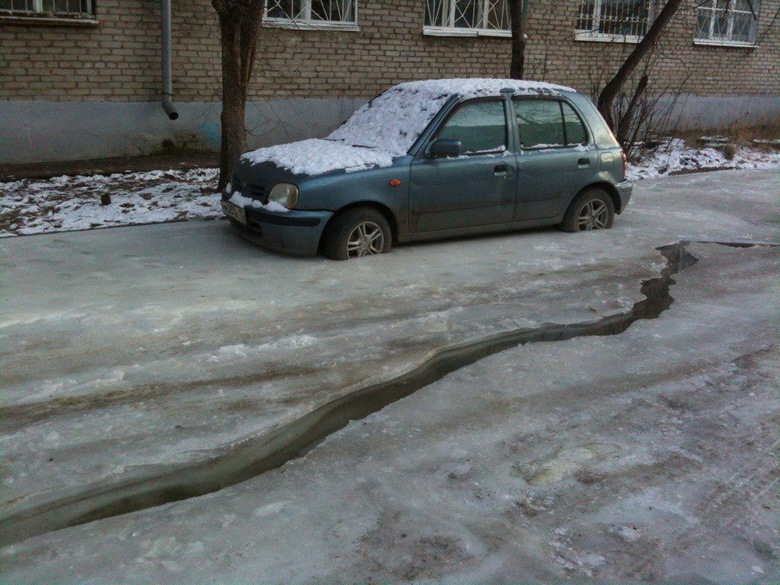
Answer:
[0,239,777,548]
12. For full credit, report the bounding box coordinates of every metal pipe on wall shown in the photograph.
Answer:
[161,0,179,120]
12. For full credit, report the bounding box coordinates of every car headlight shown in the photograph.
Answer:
[268,183,299,210]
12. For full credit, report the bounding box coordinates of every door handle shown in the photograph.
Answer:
[494,164,510,176]
[578,157,591,166]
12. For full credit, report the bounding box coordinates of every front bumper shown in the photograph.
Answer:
[616,180,633,214]
[224,204,333,257]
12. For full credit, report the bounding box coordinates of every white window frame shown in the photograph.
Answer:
[263,0,359,31]
[694,0,760,47]
[0,0,96,24]
[424,0,512,38]
[575,0,655,44]
[0,0,93,15]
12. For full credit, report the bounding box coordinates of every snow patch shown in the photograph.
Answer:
[628,138,780,180]
[241,138,395,177]
[228,192,289,213]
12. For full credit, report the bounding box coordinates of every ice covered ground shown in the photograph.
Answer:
[0,141,777,238]
[1,168,779,583]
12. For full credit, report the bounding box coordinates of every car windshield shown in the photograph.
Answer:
[327,85,452,158]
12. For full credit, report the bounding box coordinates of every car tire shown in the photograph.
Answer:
[322,207,392,261]
[561,188,615,233]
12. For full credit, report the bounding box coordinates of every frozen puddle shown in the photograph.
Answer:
[0,240,775,547]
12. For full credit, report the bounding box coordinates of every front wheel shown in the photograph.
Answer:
[322,207,392,261]
[561,188,615,233]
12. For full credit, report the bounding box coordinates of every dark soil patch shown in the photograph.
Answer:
[0,152,218,182]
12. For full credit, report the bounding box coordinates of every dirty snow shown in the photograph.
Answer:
[0,139,778,238]
[0,168,220,237]
[627,138,780,180]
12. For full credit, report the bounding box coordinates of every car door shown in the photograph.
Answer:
[512,97,596,221]
[408,98,516,233]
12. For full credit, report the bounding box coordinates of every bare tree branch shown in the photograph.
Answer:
[597,0,684,132]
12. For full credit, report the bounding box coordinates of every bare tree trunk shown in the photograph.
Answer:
[509,0,527,79]
[597,0,683,133]
[212,0,264,190]
[616,73,648,146]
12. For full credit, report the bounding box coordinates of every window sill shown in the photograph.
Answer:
[0,14,99,27]
[693,38,756,48]
[262,18,359,32]
[574,31,642,44]
[423,26,511,39]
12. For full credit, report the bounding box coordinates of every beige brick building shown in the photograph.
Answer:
[1,0,778,163]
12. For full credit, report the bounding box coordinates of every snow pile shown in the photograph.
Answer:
[628,138,780,180]
[243,79,573,176]
[0,169,220,237]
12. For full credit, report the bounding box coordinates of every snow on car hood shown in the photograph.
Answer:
[241,138,394,176]
[242,78,575,176]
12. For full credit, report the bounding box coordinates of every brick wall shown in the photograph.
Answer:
[1,0,777,103]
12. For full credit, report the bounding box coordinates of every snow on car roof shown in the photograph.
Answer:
[389,78,576,98]
[243,78,576,176]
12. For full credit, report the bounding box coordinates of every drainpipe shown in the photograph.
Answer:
[161,0,179,120]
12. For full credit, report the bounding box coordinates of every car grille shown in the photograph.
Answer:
[231,179,266,203]
[244,183,266,203]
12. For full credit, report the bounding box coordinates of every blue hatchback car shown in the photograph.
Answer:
[222,79,632,260]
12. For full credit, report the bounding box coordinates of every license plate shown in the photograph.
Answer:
[222,200,246,224]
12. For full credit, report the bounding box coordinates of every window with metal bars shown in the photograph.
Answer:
[424,0,511,37]
[0,0,93,17]
[695,0,759,46]
[575,0,653,41]
[264,0,357,29]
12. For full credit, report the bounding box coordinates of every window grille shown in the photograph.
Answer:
[265,0,356,26]
[425,0,511,36]
[575,0,652,40]
[0,0,93,16]
[695,0,759,45]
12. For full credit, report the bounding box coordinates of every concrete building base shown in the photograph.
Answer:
[1,94,777,165]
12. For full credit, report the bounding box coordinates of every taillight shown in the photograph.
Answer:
[621,151,627,181]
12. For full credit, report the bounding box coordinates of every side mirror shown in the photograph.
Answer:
[428,138,462,158]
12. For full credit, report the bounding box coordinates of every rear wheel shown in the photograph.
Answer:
[322,207,392,261]
[561,188,615,233]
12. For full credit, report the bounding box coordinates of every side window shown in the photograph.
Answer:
[436,100,507,154]
[515,100,564,148]
[514,99,589,149]
[562,102,588,145]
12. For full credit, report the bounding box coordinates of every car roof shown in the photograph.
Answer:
[389,78,577,101]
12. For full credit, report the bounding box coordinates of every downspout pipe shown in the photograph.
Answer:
[161,0,179,120]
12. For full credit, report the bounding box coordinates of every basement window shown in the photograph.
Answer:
[575,0,654,43]
[695,0,760,47]
[264,0,359,31]
[424,0,511,38]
